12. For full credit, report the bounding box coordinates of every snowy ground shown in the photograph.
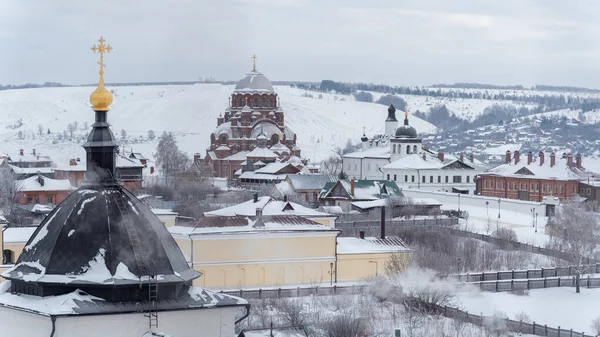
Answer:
[457,287,600,334]
[439,200,552,247]
[0,84,437,164]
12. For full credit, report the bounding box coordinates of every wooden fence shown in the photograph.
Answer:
[336,218,458,237]
[454,264,600,282]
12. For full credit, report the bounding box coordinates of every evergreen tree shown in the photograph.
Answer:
[338,170,348,180]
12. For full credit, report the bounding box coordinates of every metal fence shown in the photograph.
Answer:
[454,264,600,282]
[221,284,597,337]
[472,276,600,292]
[442,304,596,337]
[336,218,459,237]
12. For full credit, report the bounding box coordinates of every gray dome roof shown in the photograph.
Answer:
[234,70,274,93]
[395,125,418,138]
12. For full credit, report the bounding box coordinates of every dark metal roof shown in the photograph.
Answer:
[395,115,418,139]
[184,215,323,229]
[386,104,397,122]
[3,185,200,287]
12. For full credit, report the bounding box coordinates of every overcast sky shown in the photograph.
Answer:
[2,0,600,88]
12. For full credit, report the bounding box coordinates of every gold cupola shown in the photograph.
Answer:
[89,37,113,111]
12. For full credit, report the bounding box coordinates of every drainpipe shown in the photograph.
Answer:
[188,234,194,269]
[1,223,8,264]
[334,230,341,284]
[235,304,251,324]
[49,316,57,337]
[417,169,421,189]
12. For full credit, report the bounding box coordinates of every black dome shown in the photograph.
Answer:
[395,125,418,138]
[386,104,397,122]
[3,184,199,299]
[361,134,368,142]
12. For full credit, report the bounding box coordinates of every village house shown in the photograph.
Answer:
[318,179,403,212]
[272,174,335,205]
[478,150,591,202]
[17,173,75,205]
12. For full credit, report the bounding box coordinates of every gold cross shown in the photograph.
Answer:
[252,54,257,71]
[91,36,113,75]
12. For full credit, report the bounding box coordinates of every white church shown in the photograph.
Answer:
[342,104,487,194]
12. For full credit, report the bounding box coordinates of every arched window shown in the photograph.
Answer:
[393,144,396,153]
[239,98,243,107]
[413,145,418,153]
[219,135,227,145]
[406,145,411,154]
[2,250,14,264]
[262,97,267,107]
[254,97,259,107]
[271,134,279,145]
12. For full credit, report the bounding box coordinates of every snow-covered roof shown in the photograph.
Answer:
[274,180,294,196]
[234,70,275,93]
[484,143,523,156]
[19,175,75,192]
[216,145,231,151]
[485,153,590,180]
[169,215,337,235]
[239,171,287,181]
[7,152,52,163]
[336,236,410,254]
[319,180,403,201]
[214,121,232,137]
[205,196,334,218]
[286,174,334,191]
[384,153,445,170]
[246,146,277,159]
[240,327,308,337]
[3,227,36,244]
[116,154,144,168]
[8,165,54,175]
[344,146,390,159]
[255,162,295,174]
[151,208,178,216]
[269,142,290,153]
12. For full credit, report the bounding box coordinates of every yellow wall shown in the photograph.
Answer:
[336,252,410,282]
[156,215,177,228]
[4,243,25,264]
[310,217,335,228]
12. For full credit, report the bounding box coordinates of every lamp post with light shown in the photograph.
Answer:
[329,262,335,286]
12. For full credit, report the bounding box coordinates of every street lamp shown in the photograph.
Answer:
[329,262,335,286]
[457,258,461,274]
[531,208,535,228]
[497,199,501,219]
[535,212,538,233]
[458,193,461,213]
[369,260,379,277]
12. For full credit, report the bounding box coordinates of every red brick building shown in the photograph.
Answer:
[18,174,75,205]
[204,65,301,180]
[478,150,591,202]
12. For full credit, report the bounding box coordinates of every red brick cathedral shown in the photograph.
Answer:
[205,61,301,179]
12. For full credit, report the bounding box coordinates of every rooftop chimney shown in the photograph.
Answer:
[567,154,573,167]
[37,173,44,187]
[576,153,582,169]
[514,150,520,165]
[351,178,355,196]
[460,153,464,162]
[380,206,386,240]
[32,149,36,156]
[283,195,288,202]
[437,152,444,162]
[253,193,259,203]
[539,152,545,166]
[19,149,23,156]
[550,152,556,167]
[193,153,201,163]
[527,151,533,165]
[470,153,474,163]
[69,159,77,166]
[505,150,511,164]
[253,208,265,228]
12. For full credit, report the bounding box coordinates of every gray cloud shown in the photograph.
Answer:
[2,0,600,87]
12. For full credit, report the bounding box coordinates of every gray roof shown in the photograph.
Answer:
[234,70,274,92]
[286,174,335,191]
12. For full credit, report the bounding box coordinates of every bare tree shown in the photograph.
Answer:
[514,310,531,333]
[147,130,156,141]
[154,132,189,187]
[67,123,76,138]
[37,124,43,136]
[121,129,127,140]
[83,121,89,130]
[547,202,600,293]
[323,313,366,337]
[320,154,342,176]
[276,298,306,327]
[591,316,600,336]
[385,252,409,276]
[0,168,23,224]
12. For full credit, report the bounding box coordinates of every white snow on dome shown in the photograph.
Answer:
[234,70,274,93]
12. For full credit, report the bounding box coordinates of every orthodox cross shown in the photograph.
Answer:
[252,54,257,71]
[90,36,112,75]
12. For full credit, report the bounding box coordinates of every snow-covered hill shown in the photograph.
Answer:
[0,84,437,164]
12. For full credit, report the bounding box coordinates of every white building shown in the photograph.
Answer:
[343,104,487,194]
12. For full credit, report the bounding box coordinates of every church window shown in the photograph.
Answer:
[453,176,462,183]
[573,185,576,194]
[542,185,546,193]
[580,187,585,194]
[48,196,53,204]
[262,97,267,107]
[429,176,433,183]
[406,145,411,154]
[438,176,441,183]
[501,182,505,190]
[405,175,408,182]
[35,196,40,203]
[445,176,449,183]
[387,174,390,180]
[239,98,243,106]
[555,186,558,194]
[254,97,259,107]
[2,250,13,264]
[422,176,426,183]
[560,185,563,193]
[547,184,551,192]
[394,174,397,181]
[393,145,396,154]
[413,145,417,153]
[587,188,591,195]
[467,176,470,183]
[536,184,539,192]
[411,175,415,182]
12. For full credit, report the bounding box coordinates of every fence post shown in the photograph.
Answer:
[588,275,591,289]
[444,305,447,316]
[558,326,561,336]
[334,285,337,294]
[544,278,547,288]
[511,279,514,290]
[278,288,281,298]
[545,325,547,335]
[512,270,515,279]
[497,271,501,280]
[297,287,300,297]
[527,279,530,290]
[541,267,544,277]
[496,280,499,292]
[570,328,573,337]
[559,277,561,287]
[533,321,536,334]
[259,288,262,299]
[526,270,529,279]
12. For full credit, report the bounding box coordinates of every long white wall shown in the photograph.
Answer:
[383,168,481,194]
[1,306,240,337]
[343,157,387,180]
[401,189,547,218]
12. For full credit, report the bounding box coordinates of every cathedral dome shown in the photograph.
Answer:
[234,70,274,93]
[89,73,113,111]
[395,112,418,138]
[3,185,199,300]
